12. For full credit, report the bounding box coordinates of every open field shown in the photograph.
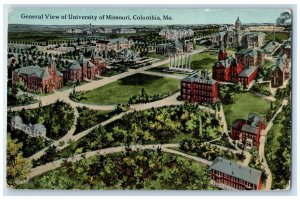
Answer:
[265,32,289,43]
[223,92,270,126]
[79,73,180,105]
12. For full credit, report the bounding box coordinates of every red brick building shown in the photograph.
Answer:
[210,157,263,190]
[237,66,258,87]
[212,55,244,82]
[218,46,227,61]
[181,70,218,104]
[271,53,290,88]
[12,57,63,93]
[63,53,106,82]
[231,113,266,148]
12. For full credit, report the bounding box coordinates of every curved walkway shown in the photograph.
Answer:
[258,99,288,190]
[23,143,212,184]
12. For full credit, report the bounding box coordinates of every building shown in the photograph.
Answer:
[11,116,47,138]
[180,70,218,104]
[12,56,63,93]
[113,28,136,34]
[213,47,258,87]
[65,28,83,34]
[241,32,266,49]
[156,40,193,55]
[96,27,113,33]
[212,55,243,82]
[159,28,194,40]
[211,17,243,48]
[235,48,265,67]
[231,113,266,148]
[270,54,290,88]
[210,157,262,190]
[96,38,133,52]
[237,66,258,87]
[245,25,285,32]
[63,53,106,82]
[282,37,291,61]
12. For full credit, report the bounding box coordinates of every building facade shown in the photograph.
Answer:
[241,32,266,49]
[156,40,193,55]
[231,113,266,148]
[96,38,133,52]
[271,53,290,88]
[11,116,47,138]
[237,66,258,87]
[235,48,265,67]
[210,157,262,190]
[181,70,218,104]
[12,57,63,93]
[63,53,106,82]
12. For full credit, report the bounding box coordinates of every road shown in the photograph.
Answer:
[258,99,288,190]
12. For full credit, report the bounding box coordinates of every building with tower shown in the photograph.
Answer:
[231,113,266,148]
[63,52,106,82]
[12,55,63,93]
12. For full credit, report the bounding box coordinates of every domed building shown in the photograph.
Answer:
[235,16,242,31]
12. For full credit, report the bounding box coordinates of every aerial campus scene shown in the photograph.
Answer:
[6,8,292,190]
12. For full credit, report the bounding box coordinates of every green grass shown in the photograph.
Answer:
[169,133,193,143]
[146,53,168,61]
[265,32,289,43]
[223,92,270,126]
[190,51,217,72]
[79,73,180,105]
[269,116,285,152]
[263,59,275,69]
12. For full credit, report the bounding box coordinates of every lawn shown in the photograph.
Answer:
[263,59,275,69]
[190,51,217,72]
[223,92,271,126]
[269,116,285,152]
[79,73,180,105]
[265,32,289,43]
[146,52,168,61]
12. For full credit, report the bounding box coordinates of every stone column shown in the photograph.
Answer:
[180,54,183,69]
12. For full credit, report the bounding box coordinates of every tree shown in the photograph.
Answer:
[6,133,30,187]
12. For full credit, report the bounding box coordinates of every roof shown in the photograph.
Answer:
[12,115,23,123]
[236,48,263,58]
[238,66,258,77]
[87,61,95,68]
[247,113,263,127]
[231,119,246,129]
[182,71,217,85]
[96,38,128,44]
[241,124,259,134]
[210,157,262,185]
[15,65,51,80]
[32,124,46,132]
[67,61,81,70]
[271,54,288,72]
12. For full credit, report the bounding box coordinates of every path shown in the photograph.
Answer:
[28,92,185,161]
[23,143,211,184]
[9,48,207,112]
[258,99,288,190]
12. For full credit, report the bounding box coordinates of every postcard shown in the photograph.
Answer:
[6,7,292,191]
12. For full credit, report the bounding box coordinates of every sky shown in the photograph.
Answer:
[7,7,291,25]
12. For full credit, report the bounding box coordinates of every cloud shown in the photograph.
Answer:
[276,11,291,25]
